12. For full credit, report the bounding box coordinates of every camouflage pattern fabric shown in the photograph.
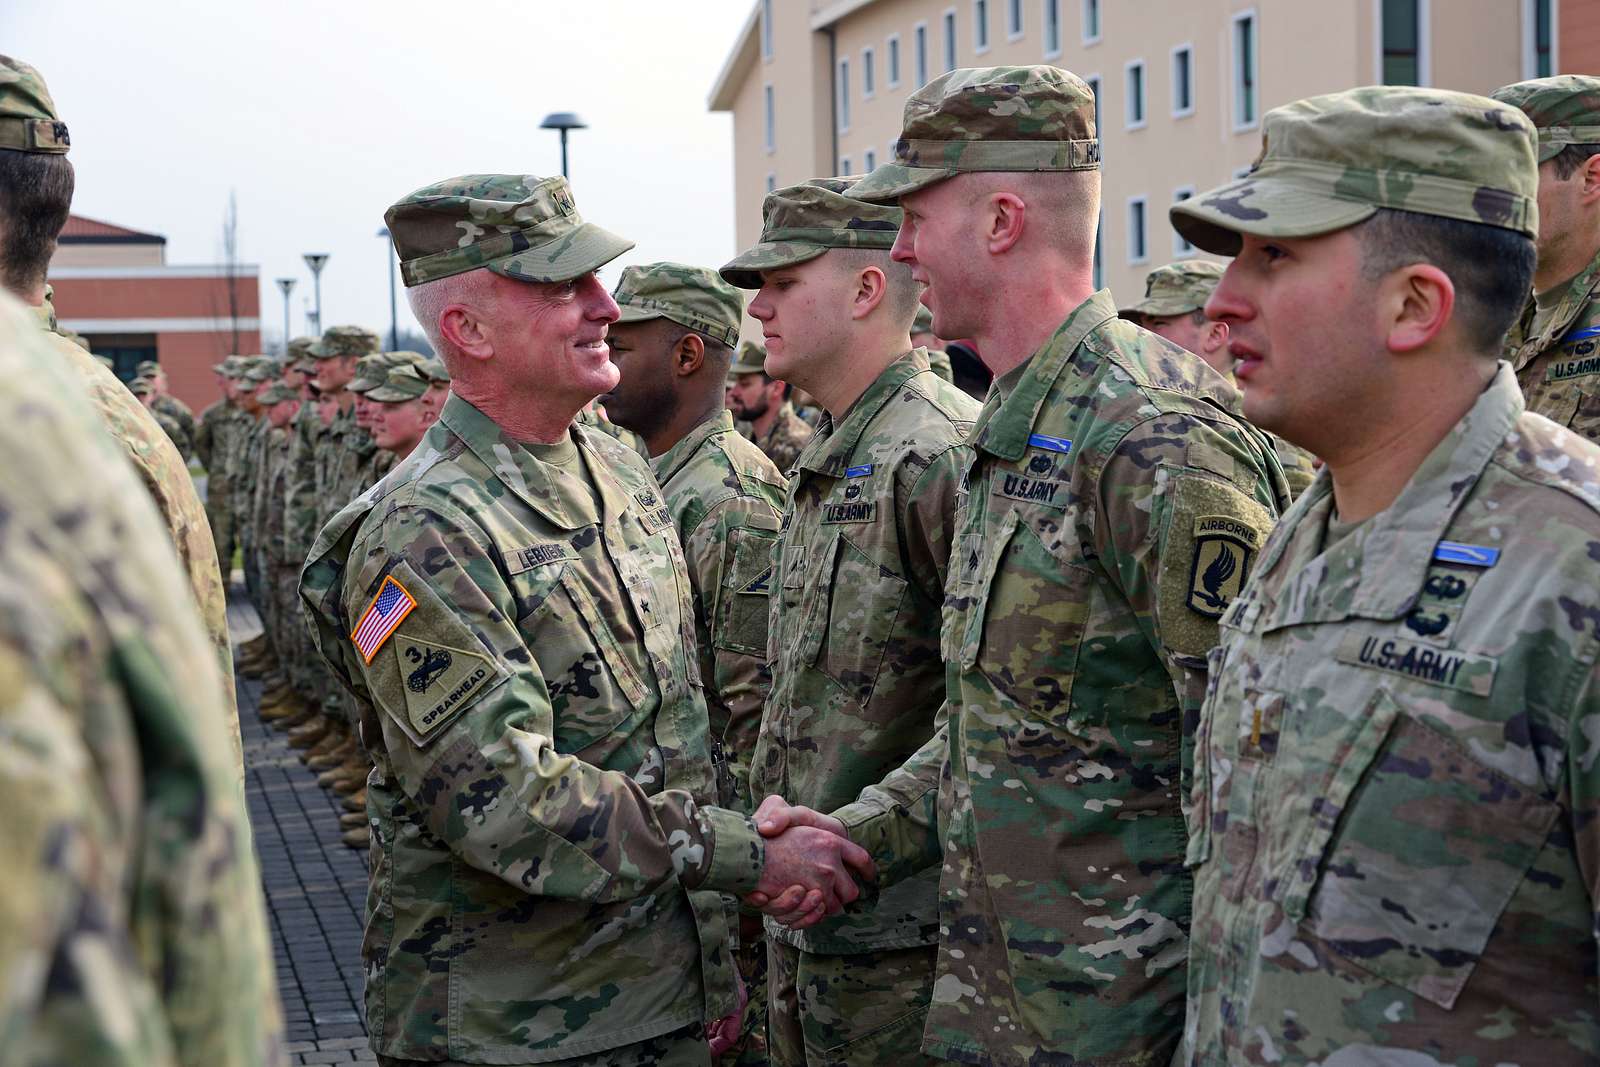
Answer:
[911,307,955,384]
[0,290,282,1065]
[0,54,69,153]
[1272,437,1319,501]
[197,396,249,569]
[1504,250,1600,441]
[312,324,382,359]
[385,174,634,287]
[375,1024,710,1067]
[768,942,938,1067]
[729,342,766,377]
[283,397,331,701]
[720,177,901,291]
[1490,73,1600,161]
[650,408,786,815]
[849,66,1100,203]
[833,292,1290,1066]
[236,415,269,612]
[1181,365,1600,1064]
[614,262,745,349]
[299,394,765,1062]
[250,424,295,662]
[153,391,198,454]
[1171,86,1539,254]
[579,402,649,458]
[1120,260,1228,318]
[28,292,243,773]
[752,402,813,476]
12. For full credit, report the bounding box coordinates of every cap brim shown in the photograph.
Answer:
[366,385,426,402]
[719,243,828,290]
[1120,297,1202,318]
[1537,141,1565,163]
[488,221,636,284]
[847,162,955,203]
[1171,175,1378,255]
[613,303,666,324]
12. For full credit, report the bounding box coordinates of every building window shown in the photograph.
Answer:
[764,84,775,152]
[1379,0,1429,86]
[766,173,777,194]
[761,0,773,60]
[838,58,851,132]
[1081,0,1101,44]
[1173,186,1196,256]
[1128,197,1148,264]
[887,34,902,88]
[840,156,852,175]
[943,9,958,71]
[975,0,990,53]
[1125,60,1146,129]
[865,148,877,171]
[1171,44,1194,117]
[1093,209,1103,289]
[1086,74,1101,131]
[915,22,929,85]
[1007,0,1023,39]
[863,47,876,98]
[1043,0,1061,57]
[1523,0,1557,77]
[1231,10,1258,130]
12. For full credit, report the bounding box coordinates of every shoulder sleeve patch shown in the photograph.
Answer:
[1159,473,1276,659]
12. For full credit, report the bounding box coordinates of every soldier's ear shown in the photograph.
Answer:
[1383,263,1454,356]
[674,330,705,377]
[1580,152,1600,205]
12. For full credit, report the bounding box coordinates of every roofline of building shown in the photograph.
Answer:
[58,233,167,246]
[709,1,762,112]
[810,0,879,30]
[48,264,261,280]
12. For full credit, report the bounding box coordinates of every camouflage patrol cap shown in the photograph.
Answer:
[128,377,153,396]
[720,177,901,289]
[1491,75,1600,162]
[417,355,450,383]
[1120,260,1227,318]
[313,324,381,359]
[912,303,935,336]
[216,355,245,378]
[612,262,743,347]
[286,335,318,365]
[0,56,69,154]
[728,340,768,376]
[385,173,634,288]
[256,382,298,405]
[1171,86,1538,256]
[850,65,1099,203]
[366,362,431,403]
[135,359,160,376]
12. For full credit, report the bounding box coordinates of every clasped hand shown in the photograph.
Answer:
[741,795,875,929]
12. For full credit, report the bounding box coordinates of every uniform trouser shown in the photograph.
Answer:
[767,941,938,1067]
[726,915,769,1066]
[207,502,236,583]
[266,558,301,666]
[377,1022,710,1066]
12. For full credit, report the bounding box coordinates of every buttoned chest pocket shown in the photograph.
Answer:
[1284,690,1558,1010]
[527,566,653,753]
[715,526,777,657]
[809,531,908,707]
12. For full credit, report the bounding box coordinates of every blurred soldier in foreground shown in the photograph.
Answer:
[756,66,1288,1065]
[603,261,787,1063]
[300,173,871,1065]
[727,341,813,473]
[1493,75,1600,439]
[0,53,242,769]
[0,289,284,1064]
[724,178,978,1066]
[1170,85,1600,1064]
[1122,260,1318,498]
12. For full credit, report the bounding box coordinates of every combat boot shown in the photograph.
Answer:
[274,703,320,731]
[257,685,297,714]
[341,825,370,849]
[341,788,367,813]
[308,733,355,771]
[332,763,370,795]
[287,715,332,750]
[258,675,293,702]
[259,694,305,722]
[300,724,347,763]
[325,750,371,792]
[340,810,368,830]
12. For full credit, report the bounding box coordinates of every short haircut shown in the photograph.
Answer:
[830,248,921,328]
[662,320,734,366]
[1354,208,1535,354]
[1551,143,1600,182]
[0,147,74,294]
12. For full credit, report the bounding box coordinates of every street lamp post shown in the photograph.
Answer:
[377,227,398,351]
[539,112,588,178]
[274,277,296,353]
[303,252,330,336]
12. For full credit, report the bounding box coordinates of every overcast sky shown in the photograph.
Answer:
[8,0,753,348]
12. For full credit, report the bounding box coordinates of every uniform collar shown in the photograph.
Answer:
[797,348,928,477]
[1510,244,1600,371]
[969,289,1118,462]
[652,408,734,486]
[1257,362,1521,627]
[29,285,60,335]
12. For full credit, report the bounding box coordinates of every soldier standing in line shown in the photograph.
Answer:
[1167,85,1600,1065]
[909,304,955,384]
[754,66,1288,1066]
[602,261,788,1065]
[1493,76,1600,438]
[726,344,814,474]
[139,357,199,450]
[722,178,979,1067]
[232,357,275,660]
[132,374,193,457]
[1121,260,1319,498]
[248,380,302,698]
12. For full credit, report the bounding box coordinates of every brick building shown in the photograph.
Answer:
[48,213,260,412]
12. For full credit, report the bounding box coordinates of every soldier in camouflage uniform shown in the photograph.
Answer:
[139,357,199,451]
[1493,76,1600,441]
[0,287,283,1063]
[1166,85,1600,1065]
[248,381,302,688]
[910,304,955,384]
[196,356,249,572]
[756,66,1289,1065]
[1122,261,1319,499]
[602,261,788,1064]
[721,179,979,1066]
[727,344,813,474]
[299,173,872,1065]
[132,373,194,457]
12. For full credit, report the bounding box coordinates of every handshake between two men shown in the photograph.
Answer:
[742,795,875,929]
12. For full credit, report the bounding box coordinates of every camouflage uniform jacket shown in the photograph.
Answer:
[298,394,764,1062]
[151,404,194,461]
[250,426,291,566]
[234,417,267,552]
[1182,364,1600,1064]
[315,404,367,526]
[833,291,1290,1066]
[651,408,786,814]
[362,446,396,496]
[1272,435,1318,501]
[755,349,978,955]
[1507,244,1600,443]
[0,294,282,1066]
[153,392,198,452]
[282,401,325,565]
[753,401,814,475]
[28,298,242,772]
[195,398,226,471]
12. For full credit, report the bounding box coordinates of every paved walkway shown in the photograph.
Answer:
[233,598,376,1065]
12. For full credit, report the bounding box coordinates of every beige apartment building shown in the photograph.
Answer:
[711,0,1596,306]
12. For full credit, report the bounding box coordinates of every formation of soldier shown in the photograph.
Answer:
[5,35,1600,1067]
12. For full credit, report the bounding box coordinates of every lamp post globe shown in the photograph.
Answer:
[539,112,588,179]
[303,252,330,336]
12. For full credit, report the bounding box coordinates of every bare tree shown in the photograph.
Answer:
[206,190,243,356]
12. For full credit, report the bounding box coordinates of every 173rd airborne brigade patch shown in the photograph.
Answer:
[1157,471,1276,660]
[1188,515,1259,619]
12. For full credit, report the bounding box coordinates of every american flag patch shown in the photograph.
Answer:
[351,575,416,663]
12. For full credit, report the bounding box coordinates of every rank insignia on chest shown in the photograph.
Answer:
[351,574,417,663]
[1187,516,1259,619]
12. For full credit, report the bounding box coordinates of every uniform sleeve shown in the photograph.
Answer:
[830,713,947,888]
[343,504,766,902]
[684,495,782,816]
[1565,655,1600,1014]
[898,441,969,603]
[194,411,213,469]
